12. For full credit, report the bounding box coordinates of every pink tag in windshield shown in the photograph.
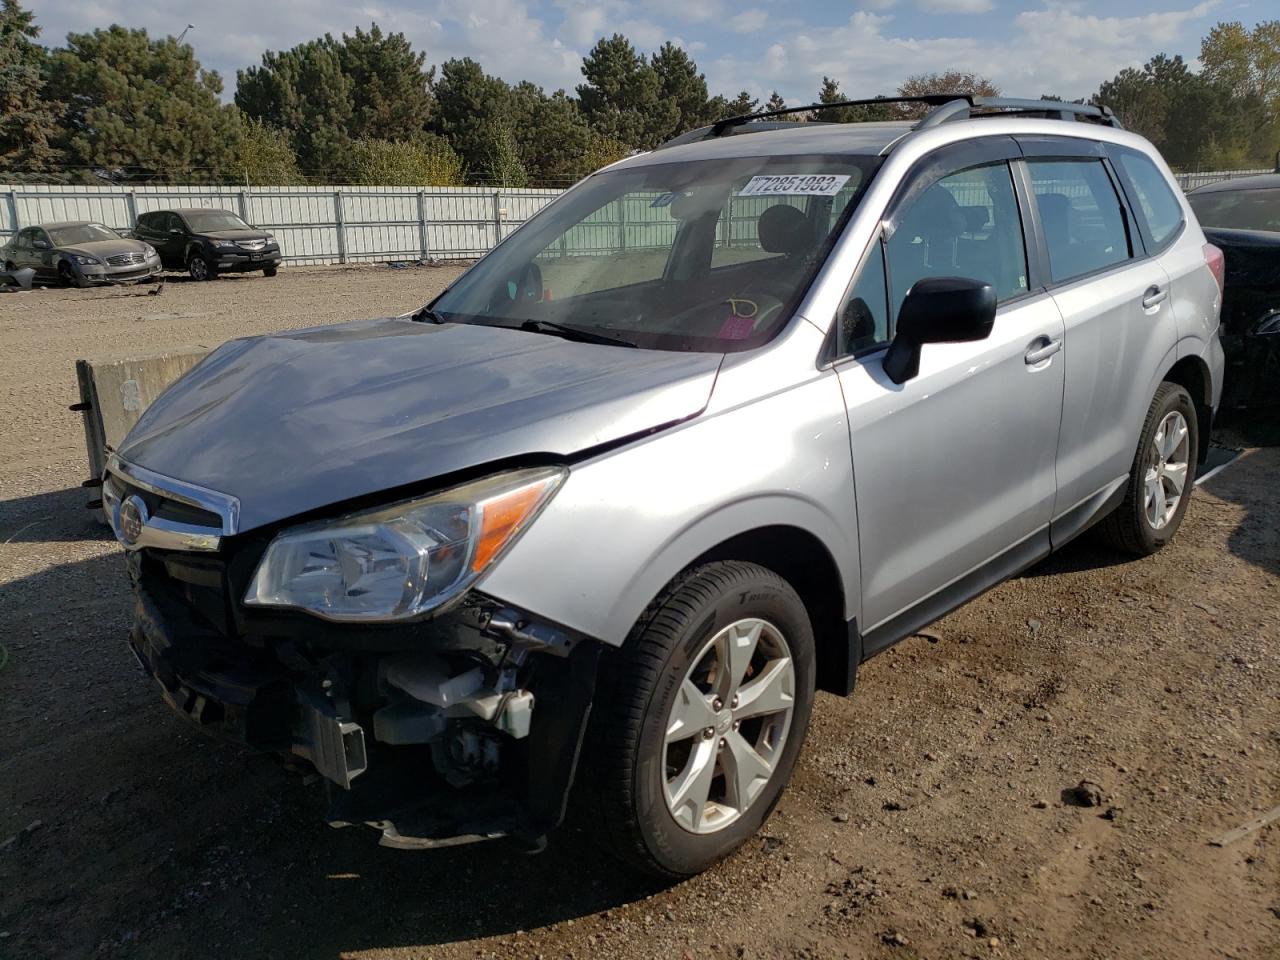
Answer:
[718,314,755,340]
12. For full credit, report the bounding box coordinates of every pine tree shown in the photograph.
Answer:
[45,26,240,182]
[577,34,663,149]
[0,0,59,176]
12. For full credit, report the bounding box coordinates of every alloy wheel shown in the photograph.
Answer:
[1144,410,1190,530]
[663,617,796,835]
[189,257,207,280]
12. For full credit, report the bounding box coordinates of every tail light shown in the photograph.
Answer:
[1203,242,1225,296]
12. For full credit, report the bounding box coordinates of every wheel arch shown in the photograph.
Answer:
[1161,353,1212,464]
[681,524,855,696]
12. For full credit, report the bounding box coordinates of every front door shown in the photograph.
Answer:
[833,152,1066,646]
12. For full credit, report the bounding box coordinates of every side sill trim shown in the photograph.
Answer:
[859,528,1051,660]
[1049,479,1127,551]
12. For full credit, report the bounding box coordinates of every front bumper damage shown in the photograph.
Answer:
[127,551,600,850]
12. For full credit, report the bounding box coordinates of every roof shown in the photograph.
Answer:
[1189,173,1280,195]
[157,207,238,216]
[34,221,97,229]
[618,122,917,168]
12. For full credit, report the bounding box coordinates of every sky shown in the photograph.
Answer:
[30,0,1264,105]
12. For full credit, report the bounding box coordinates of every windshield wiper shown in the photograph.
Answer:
[518,319,638,348]
[412,305,447,324]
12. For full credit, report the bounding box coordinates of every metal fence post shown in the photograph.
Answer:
[417,190,429,260]
[6,189,19,236]
[618,196,627,253]
[238,190,249,222]
[492,190,502,249]
[334,190,347,264]
[125,190,138,230]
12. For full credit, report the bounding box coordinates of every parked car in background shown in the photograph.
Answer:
[104,95,1223,878]
[133,208,281,281]
[1187,174,1280,411]
[2,222,161,287]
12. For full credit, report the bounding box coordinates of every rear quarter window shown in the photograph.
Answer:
[1116,150,1184,250]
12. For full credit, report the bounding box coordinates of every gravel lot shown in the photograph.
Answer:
[1,266,1277,960]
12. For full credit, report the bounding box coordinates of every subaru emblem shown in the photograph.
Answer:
[117,494,148,547]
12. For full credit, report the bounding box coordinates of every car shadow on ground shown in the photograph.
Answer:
[0,485,113,543]
[0,546,673,958]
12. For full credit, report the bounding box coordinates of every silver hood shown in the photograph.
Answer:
[116,317,722,532]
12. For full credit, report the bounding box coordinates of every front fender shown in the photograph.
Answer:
[478,371,860,646]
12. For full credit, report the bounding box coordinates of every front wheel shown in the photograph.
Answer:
[581,561,815,877]
[58,261,89,289]
[1097,382,1198,555]
[188,254,215,281]
[263,265,278,277]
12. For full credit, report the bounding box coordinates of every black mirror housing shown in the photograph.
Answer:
[883,277,997,384]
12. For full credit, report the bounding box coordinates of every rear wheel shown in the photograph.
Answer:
[581,561,815,877]
[1097,382,1198,555]
[188,254,215,281]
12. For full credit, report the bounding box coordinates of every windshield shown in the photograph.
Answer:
[1188,187,1280,233]
[48,223,119,246]
[185,211,252,232]
[431,154,880,351]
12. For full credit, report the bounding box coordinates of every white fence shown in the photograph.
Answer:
[2,167,1273,267]
[0,184,563,266]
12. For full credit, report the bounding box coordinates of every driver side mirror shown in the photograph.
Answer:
[33,239,49,250]
[882,277,996,385]
[168,228,182,235]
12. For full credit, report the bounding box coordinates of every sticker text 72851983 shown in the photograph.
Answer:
[737,174,851,198]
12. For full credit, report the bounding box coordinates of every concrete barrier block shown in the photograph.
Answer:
[75,348,211,489]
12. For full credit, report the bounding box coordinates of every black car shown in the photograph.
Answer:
[1187,175,1280,411]
[134,208,282,281]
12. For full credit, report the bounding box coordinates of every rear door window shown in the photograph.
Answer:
[1115,150,1184,249]
[1027,159,1132,284]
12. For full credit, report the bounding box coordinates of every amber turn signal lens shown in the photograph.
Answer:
[471,474,560,573]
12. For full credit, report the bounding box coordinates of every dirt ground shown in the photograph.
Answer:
[0,265,1277,960]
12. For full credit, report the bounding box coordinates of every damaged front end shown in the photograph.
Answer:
[112,461,601,852]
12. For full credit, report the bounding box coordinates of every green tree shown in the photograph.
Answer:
[45,26,239,181]
[346,137,463,186]
[895,71,999,119]
[237,23,434,175]
[509,86,600,184]
[1200,20,1280,165]
[577,34,663,148]
[764,91,793,116]
[722,90,759,117]
[0,0,58,176]
[234,118,303,185]
[650,41,717,140]
[432,57,515,177]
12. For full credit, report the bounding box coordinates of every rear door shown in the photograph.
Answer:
[1017,138,1177,532]
[834,139,1067,646]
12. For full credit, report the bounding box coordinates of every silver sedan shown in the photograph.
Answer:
[2,221,161,287]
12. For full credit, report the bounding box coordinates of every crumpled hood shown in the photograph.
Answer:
[118,318,722,532]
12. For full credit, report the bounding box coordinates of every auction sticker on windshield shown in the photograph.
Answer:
[738,174,851,197]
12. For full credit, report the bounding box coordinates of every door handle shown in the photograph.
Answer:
[1142,286,1168,310]
[1025,337,1062,366]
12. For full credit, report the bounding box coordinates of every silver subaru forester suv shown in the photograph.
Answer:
[104,95,1224,877]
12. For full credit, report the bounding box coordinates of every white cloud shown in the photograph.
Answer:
[704,1,1220,105]
[728,8,769,33]
[919,0,993,12]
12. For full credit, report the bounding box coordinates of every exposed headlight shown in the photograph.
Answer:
[72,254,101,265]
[142,244,158,258]
[244,467,566,622]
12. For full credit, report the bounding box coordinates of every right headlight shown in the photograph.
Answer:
[244,467,565,622]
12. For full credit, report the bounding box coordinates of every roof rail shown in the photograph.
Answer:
[654,93,1123,150]
[918,96,1123,129]
[657,94,968,150]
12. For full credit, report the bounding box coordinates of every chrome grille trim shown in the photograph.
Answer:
[106,252,146,266]
[103,453,240,552]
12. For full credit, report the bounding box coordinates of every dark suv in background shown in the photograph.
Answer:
[134,208,282,281]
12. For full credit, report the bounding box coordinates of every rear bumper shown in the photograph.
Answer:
[127,557,599,849]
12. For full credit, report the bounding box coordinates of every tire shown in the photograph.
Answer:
[3,261,14,272]
[187,254,215,281]
[58,261,89,289]
[263,265,278,277]
[1096,382,1199,555]
[581,561,815,878]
